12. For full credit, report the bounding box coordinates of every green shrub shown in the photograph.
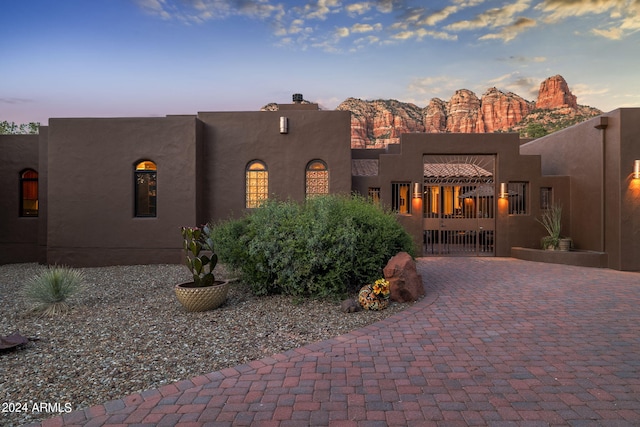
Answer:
[23,266,85,316]
[210,194,415,298]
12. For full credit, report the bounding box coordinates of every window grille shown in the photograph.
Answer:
[508,182,528,215]
[424,184,494,218]
[135,160,157,217]
[306,160,329,197]
[246,160,269,208]
[368,187,381,206]
[391,182,411,214]
[20,169,38,217]
[540,187,553,210]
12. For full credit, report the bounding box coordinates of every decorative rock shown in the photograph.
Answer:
[341,298,362,313]
[383,252,425,302]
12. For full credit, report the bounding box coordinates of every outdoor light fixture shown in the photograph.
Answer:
[279,117,288,134]
[634,160,640,179]
[500,182,508,198]
[413,182,421,199]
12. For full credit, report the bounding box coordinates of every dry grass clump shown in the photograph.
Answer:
[22,266,85,316]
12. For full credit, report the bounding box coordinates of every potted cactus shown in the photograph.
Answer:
[174,224,229,312]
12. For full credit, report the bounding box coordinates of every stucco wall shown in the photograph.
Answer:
[521,108,640,270]
[353,133,571,257]
[0,134,40,263]
[46,116,199,266]
[198,109,352,224]
[521,115,606,253]
[617,109,640,271]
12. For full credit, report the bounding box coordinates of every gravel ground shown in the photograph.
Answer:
[0,263,413,426]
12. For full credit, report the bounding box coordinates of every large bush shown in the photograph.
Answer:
[210,195,415,298]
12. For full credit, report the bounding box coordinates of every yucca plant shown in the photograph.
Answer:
[536,204,562,249]
[23,266,84,316]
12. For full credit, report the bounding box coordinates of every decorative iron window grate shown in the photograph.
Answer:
[540,187,553,210]
[391,182,411,214]
[508,182,528,215]
[368,187,381,206]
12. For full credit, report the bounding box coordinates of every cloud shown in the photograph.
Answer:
[135,0,173,20]
[335,27,350,37]
[446,0,531,31]
[498,55,547,63]
[351,22,383,33]
[135,0,283,23]
[419,5,461,26]
[592,26,624,39]
[0,97,33,105]
[346,2,372,16]
[536,0,640,39]
[536,0,622,22]
[391,28,457,41]
[298,0,342,21]
[408,75,464,100]
[479,16,536,41]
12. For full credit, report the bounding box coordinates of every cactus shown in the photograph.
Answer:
[181,224,218,287]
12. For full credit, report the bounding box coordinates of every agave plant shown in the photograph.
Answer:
[536,204,562,249]
[23,266,84,316]
[181,224,218,287]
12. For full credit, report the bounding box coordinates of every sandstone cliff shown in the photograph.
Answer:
[536,74,578,110]
[263,75,601,148]
[478,87,534,133]
[336,99,425,148]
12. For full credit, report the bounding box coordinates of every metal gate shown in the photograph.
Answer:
[422,155,495,256]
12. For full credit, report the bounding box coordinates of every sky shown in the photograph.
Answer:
[1,0,639,125]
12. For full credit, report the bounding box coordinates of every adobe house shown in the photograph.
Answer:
[0,98,351,266]
[1,98,639,271]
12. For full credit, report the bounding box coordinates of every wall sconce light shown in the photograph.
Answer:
[413,182,422,199]
[499,182,508,198]
[279,117,288,134]
[634,160,640,179]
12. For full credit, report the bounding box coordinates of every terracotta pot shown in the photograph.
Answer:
[175,280,229,312]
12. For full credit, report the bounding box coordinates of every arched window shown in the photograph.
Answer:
[20,169,38,217]
[246,160,268,208]
[135,160,157,217]
[306,160,328,197]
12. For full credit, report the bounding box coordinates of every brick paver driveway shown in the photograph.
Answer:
[31,258,640,426]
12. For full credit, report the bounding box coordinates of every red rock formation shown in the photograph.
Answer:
[536,75,578,110]
[423,98,448,132]
[446,89,481,133]
[271,75,600,148]
[478,87,533,132]
[337,98,424,148]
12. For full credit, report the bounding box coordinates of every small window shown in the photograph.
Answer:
[135,160,157,217]
[540,187,553,210]
[246,160,268,208]
[508,182,528,215]
[306,160,328,197]
[368,187,381,206]
[20,169,38,217]
[392,182,411,214]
